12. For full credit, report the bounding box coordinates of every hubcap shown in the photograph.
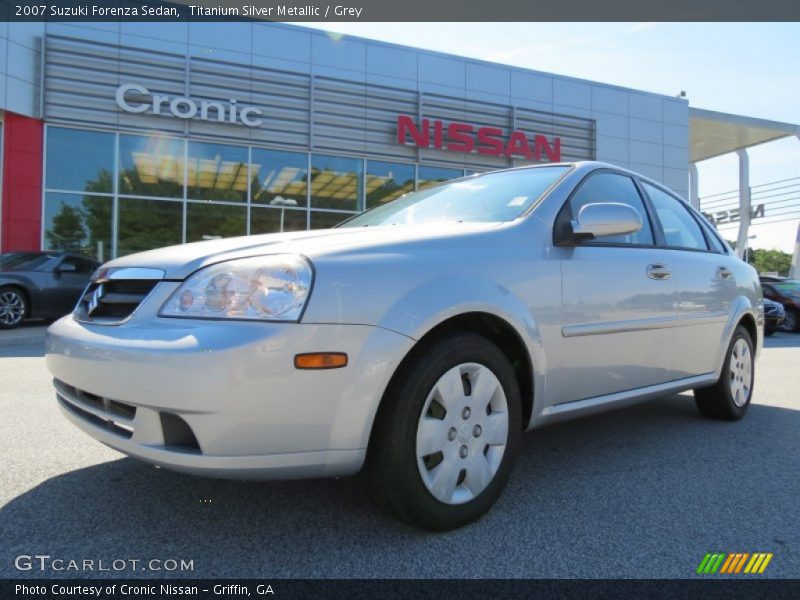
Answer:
[415,363,509,505]
[728,338,753,407]
[0,291,25,326]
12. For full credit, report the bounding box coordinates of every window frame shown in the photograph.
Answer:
[554,168,660,249]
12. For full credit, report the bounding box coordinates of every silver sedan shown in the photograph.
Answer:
[45,161,763,530]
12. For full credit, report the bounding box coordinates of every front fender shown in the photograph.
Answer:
[375,275,546,429]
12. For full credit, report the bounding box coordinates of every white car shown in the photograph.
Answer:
[46,162,762,530]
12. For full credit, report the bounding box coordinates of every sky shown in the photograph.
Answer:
[293,22,800,254]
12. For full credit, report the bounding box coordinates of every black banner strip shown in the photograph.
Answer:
[4,579,800,600]
[4,0,800,22]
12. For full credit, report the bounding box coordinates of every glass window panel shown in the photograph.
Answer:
[366,161,415,209]
[60,255,97,274]
[643,182,708,250]
[417,166,463,190]
[186,203,247,243]
[566,173,654,245]
[119,134,184,198]
[310,211,353,230]
[187,141,248,202]
[46,127,114,193]
[44,192,112,262]
[250,206,308,235]
[251,149,308,208]
[310,155,362,211]
[118,198,183,257]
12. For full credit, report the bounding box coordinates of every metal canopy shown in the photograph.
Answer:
[690,108,799,163]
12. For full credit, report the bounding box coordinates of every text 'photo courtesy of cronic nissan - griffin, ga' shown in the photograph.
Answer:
[45,161,763,530]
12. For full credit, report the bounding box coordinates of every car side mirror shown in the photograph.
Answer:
[570,202,643,242]
[56,263,77,273]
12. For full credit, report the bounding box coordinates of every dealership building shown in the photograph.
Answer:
[0,21,797,261]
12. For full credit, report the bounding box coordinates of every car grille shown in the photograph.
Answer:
[54,379,202,453]
[54,379,136,439]
[74,279,159,323]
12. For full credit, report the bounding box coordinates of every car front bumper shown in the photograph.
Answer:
[45,309,414,480]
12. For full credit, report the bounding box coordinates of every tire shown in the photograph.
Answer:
[365,330,522,531]
[0,286,28,330]
[694,325,754,421]
[779,309,798,333]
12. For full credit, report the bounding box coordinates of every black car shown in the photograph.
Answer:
[760,276,800,332]
[0,252,99,329]
[763,298,785,336]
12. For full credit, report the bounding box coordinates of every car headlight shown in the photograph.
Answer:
[159,255,313,322]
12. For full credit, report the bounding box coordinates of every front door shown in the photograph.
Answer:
[549,171,678,404]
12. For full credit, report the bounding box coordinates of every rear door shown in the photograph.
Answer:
[550,171,678,404]
[639,182,738,378]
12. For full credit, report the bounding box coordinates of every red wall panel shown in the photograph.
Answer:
[2,113,44,252]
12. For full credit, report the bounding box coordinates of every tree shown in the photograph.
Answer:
[749,248,792,276]
[46,202,86,252]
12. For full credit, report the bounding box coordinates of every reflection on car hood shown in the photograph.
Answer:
[103,222,502,280]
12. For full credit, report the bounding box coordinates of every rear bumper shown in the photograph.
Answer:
[46,314,414,479]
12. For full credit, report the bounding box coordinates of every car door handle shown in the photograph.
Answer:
[718,267,733,279]
[647,264,671,280]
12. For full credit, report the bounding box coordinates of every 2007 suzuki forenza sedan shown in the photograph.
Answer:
[46,162,762,530]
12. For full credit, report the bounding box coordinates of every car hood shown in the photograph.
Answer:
[103,222,503,280]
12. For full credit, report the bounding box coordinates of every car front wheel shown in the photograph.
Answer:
[0,287,27,330]
[694,325,754,421]
[365,331,522,530]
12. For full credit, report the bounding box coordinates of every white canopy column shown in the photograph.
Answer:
[689,163,699,210]
[736,149,751,260]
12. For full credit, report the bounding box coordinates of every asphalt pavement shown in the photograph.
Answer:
[1,325,798,579]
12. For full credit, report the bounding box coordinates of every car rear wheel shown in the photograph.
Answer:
[365,331,522,530]
[694,325,754,421]
[0,287,27,330]
[779,309,798,333]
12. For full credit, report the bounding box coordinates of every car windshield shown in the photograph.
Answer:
[0,252,61,271]
[340,165,571,228]
[774,281,800,297]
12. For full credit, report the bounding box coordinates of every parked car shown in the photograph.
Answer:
[45,162,762,530]
[0,252,99,329]
[760,277,800,332]
[763,298,785,336]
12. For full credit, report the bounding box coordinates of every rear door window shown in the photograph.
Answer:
[642,183,708,251]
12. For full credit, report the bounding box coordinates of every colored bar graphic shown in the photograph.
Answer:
[696,554,713,574]
[698,552,773,575]
[759,554,773,573]
[734,553,750,573]
[744,554,761,573]
[719,554,735,574]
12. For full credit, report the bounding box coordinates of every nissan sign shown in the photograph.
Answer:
[115,83,264,127]
[397,115,562,162]
[703,204,765,226]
